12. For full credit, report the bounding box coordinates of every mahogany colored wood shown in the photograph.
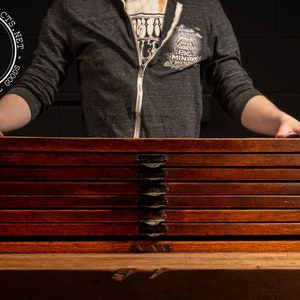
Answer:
[2,241,300,254]
[1,195,300,209]
[0,137,300,253]
[1,209,300,223]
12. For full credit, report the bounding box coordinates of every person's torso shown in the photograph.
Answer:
[64,0,219,137]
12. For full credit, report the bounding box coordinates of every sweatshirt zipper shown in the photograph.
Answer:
[134,65,145,138]
[121,1,183,138]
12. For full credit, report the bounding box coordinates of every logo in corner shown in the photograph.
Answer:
[0,8,25,95]
[164,24,202,70]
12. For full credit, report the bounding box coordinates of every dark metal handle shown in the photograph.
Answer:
[138,182,169,196]
[139,223,168,237]
[137,154,168,168]
[138,195,168,208]
[138,167,167,181]
[137,210,167,226]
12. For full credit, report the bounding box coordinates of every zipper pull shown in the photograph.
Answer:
[139,64,146,77]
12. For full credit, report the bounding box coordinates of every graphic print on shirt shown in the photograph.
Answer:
[164,24,202,70]
[130,13,165,64]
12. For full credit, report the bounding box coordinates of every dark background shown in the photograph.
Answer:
[1,0,300,137]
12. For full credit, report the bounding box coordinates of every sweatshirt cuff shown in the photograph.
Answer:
[6,87,42,121]
[231,88,262,122]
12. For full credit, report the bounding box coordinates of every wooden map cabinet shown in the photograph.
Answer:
[1,137,300,273]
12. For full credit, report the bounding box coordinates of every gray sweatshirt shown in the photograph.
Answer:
[8,0,261,137]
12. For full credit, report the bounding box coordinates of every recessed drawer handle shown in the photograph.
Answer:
[138,195,168,208]
[138,182,169,196]
[137,210,168,226]
[137,154,168,168]
[138,167,167,180]
[139,223,168,238]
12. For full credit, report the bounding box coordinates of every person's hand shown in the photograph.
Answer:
[275,116,300,138]
[0,130,3,137]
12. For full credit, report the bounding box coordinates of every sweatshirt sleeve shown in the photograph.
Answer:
[7,0,73,120]
[203,0,261,121]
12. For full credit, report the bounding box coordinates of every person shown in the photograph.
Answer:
[0,0,300,138]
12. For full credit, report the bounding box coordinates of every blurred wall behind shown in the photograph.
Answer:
[1,0,300,137]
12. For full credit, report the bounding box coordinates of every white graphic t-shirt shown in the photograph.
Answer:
[124,0,168,64]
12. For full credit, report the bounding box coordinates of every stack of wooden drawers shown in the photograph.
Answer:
[0,137,300,253]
